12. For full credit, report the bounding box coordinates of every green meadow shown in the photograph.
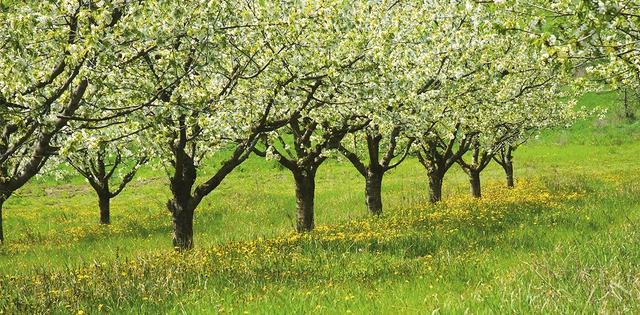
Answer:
[1,90,640,314]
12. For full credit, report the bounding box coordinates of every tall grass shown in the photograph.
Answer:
[1,91,640,313]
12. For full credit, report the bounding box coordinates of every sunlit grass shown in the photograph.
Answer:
[2,163,640,313]
[2,92,640,313]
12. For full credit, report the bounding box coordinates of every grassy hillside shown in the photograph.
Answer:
[2,90,640,314]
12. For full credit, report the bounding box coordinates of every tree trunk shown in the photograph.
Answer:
[427,170,444,204]
[99,195,111,225]
[469,170,481,198]
[503,160,514,188]
[499,146,514,188]
[172,209,194,250]
[294,172,315,233]
[365,169,383,216]
[168,198,195,250]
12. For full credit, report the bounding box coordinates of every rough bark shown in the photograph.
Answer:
[457,142,493,199]
[494,145,515,188]
[504,160,514,188]
[427,169,444,203]
[294,171,316,233]
[98,194,111,225]
[167,116,198,251]
[468,169,481,198]
[168,162,197,250]
[365,170,383,215]
[168,198,195,250]
[458,165,483,198]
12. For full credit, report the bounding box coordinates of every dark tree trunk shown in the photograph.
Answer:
[168,198,195,250]
[504,160,514,188]
[428,170,444,203]
[172,209,194,250]
[167,115,199,251]
[495,145,515,188]
[469,169,481,198]
[294,171,316,233]
[365,169,383,216]
[99,194,111,225]
[167,170,197,250]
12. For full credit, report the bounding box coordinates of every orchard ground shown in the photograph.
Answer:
[1,91,640,313]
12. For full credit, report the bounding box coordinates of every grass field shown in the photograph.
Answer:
[2,91,640,314]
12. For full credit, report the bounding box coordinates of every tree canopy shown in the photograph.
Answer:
[0,0,604,248]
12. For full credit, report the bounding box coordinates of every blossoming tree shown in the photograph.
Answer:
[0,0,130,243]
[254,0,379,232]
[102,0,331,249]
[63,134,148,225]
[405,1,580,202]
